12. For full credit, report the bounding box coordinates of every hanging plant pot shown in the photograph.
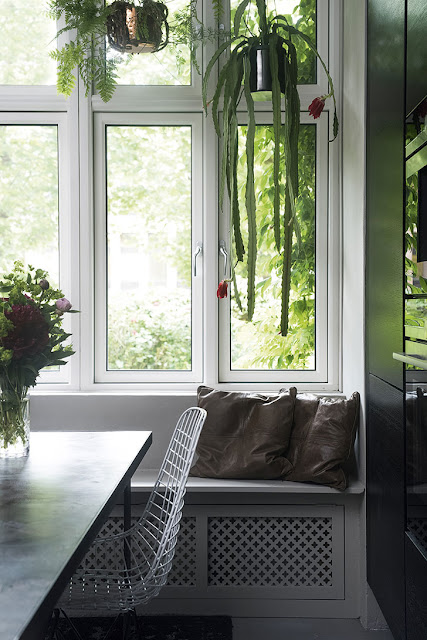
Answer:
[107,0,169,54]
[249,44,286,101]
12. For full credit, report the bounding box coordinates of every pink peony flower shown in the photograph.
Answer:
[308,96,326,119]
[55,298,72,314]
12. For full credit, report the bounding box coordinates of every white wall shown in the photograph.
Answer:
[30,393,197,469]
[342,0,368,625]
[342,0,366,478]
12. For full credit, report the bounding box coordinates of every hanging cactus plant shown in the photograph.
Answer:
[203,0,338,335]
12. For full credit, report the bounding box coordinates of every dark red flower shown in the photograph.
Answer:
[1,304,49,360]
[308,97,326,119]
[416,99,427,119]
[217,280,228,298]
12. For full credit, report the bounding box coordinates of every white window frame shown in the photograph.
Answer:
[0,0,342,394]
[0,111,80,388]
[93,112,204,384]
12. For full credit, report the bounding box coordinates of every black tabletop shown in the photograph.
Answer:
[0,430,152,640]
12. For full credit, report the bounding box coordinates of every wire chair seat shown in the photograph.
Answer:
[57,407,207,615]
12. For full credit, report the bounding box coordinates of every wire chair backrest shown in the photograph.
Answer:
[128,406,206,586]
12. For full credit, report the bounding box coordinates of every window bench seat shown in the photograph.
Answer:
[119,469,365,618]
[131,468,365,495]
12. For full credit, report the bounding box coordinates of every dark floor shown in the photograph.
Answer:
[232,618,394,640]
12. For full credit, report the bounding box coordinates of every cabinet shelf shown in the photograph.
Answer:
[393,352,427,370]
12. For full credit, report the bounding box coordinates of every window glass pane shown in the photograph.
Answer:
[0,125,59,282]
[229,0,316,84]
[106,125,192,370]
[230,123,316,370]
[0,1,57,85]
[112,0,191,86]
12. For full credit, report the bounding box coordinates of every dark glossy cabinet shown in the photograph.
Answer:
[366,1,427,638]
[367,375,405,640]
[406,534,427,640]
[366,0,405,392]
[407,0,427,115]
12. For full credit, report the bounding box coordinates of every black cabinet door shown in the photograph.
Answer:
[366,0,405,390]
[367,374,405,640]
[406,533,427,640]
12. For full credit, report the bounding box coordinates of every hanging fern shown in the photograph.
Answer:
[47,0,169,101]
[203,0,338,335]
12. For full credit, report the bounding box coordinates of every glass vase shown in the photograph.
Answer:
[0,395,30,458]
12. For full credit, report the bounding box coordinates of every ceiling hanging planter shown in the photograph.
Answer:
[249,42,285,101]
[107,0,169,54]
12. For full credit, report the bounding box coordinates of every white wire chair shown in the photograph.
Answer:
[49,407,207,639]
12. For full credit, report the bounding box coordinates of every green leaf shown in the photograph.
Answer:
[203,39,233,112]
[269,33,283,251]
[333,109,339,140]
[243,56,257,320]
[233,0,252,37]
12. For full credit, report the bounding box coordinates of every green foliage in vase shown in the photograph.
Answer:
[204,0,337,335]
[0,262,76,402]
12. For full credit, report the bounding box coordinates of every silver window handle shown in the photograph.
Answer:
[219,240,228,277]
[193,241,203,276]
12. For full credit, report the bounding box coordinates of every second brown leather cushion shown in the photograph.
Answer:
[284,392,360,490]
[190,386,297,479]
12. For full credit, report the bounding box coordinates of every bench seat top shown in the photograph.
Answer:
[132,469,365,494]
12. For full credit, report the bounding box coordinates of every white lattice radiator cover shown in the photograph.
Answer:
[73,504,344,602]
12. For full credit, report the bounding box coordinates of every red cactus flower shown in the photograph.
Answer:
[1,304,49,360]
[308,96,326,119]
[217,280,228,298]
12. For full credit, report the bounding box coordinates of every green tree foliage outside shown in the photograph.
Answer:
[231,124,315,370]
[0,126,59,283]
[106,125,192,370]
[108,291,191,369]
[405,124,427,329]
[0,0,56,85]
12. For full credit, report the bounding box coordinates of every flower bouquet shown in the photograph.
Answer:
[0,262,76,457]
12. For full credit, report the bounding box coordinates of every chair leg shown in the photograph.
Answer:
[44,608,61,640]
[45,608,84,640]
[126,608,141,640]
[118,609,141,640]
[101,613,121,640]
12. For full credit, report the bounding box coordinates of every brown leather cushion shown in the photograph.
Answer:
[284,392,360,490]
[190,386,297,480]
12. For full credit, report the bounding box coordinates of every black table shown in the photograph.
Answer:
[0,430,152,640]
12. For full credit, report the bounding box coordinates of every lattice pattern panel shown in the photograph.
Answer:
[207,516,333,587]
[74,516,197,587]
[408,517,427,553]
[77,516,124,573]
[166,516,197,586]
